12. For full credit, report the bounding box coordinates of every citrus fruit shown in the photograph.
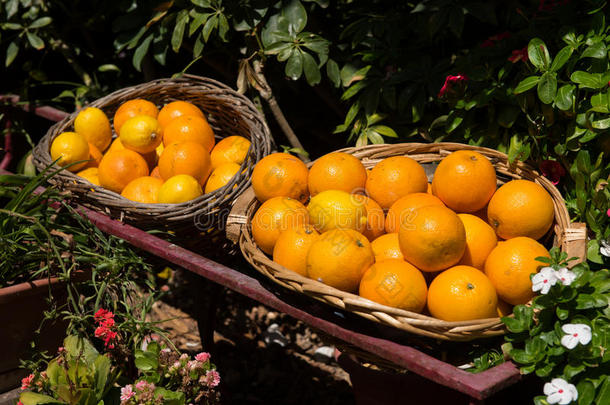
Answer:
[113,99,158,135]
[431,150,497,213]
[365,156,428,209]
[273,225,320,276]
[359,259,427,312]
[487,179,554,240]
[251,196,309,254]
[210,136,251,169]
[121,176,164,204]
[307,190,367,233]
[50,131,90,172]
[371,233,404,262]
[158,141,212,185]
[352,194,385,241]
[251,152,309,203]
[306,228,374,292]
[204,162,240,193]
[308,152,367,196]
[457,213,498,270]
[84,143,103,168]
[74,107,112,152]
[427,183,433,194]
[107,137,124,153]
[98,149,149,193]
[398,205,466,272]
[157,100,204,129]
[158,174,203,204]
[385,193,445,233]
[150,166,162,179]
[163,115,215,151]
[427,265,498,321]
[76,167,100,185]
[484,236,550,305]
[119,115,163,154]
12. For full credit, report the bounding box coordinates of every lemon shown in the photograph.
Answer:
[307,189,368,233]
[74,107,112,152]
[119,115,163,154]
[50,131,90,172]
[155,142,164,160]
[158,174,203,204]
[76,167,100,185]
[204,162,240,193]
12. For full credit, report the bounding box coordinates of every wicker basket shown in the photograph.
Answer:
[226,142,587,341]
[33,74,272,229]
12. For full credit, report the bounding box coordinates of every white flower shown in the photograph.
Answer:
[532,267,558,294]
[555,267,577,286]
[561,323,592,349]
[601,240,610,258]
[544,378,578,404]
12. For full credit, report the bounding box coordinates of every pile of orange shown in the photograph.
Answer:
[250,149,556,322]
[50,99,251,204]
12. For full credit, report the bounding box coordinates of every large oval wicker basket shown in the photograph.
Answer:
[227,142,587,341]
[33,74,272,230]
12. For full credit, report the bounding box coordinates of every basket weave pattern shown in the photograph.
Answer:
[33,74,272,228]
[229,143,587,341]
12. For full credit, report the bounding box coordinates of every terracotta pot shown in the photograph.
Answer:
[0,277,67,391]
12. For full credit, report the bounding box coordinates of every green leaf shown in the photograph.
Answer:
[366,130,384,144]
[132,34,153,72]
[94,355,110,394]
[134,349,158,372]
[341,80,367,100]
[369,125,397,138]
[528,38,551,71]
[513,76,540,94]
[153,388,185,405]
[445,110,464,133]
[189,12,210,36]
[29,17,52,29]
[537,72,557,104]
[171,10,189,52]
[201,14,218,42]
[97,64,120,73]
[191,0,212,6]
[596,377,610,405]
[218,13,229,41]
[5,41,18,67]
[550,46,573,72]
[19,392,64,405]
[26,32,44,50]
[282,0,307,34]
[570,71,605,89]
[555,84,575,111]
[285,50,303,80]
[581,41,607,59]
[326,59,340,88]
[301,51,321,85]
[591,117,610,129]
[577,380,596,405]
[265,41,292,55]
[63,336,99,366]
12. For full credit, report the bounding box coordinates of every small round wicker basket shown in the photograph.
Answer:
[227,142,587,341]
[33,74,272,230]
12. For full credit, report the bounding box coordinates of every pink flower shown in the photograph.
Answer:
[509,47,529,63]
[607,208,610,217]
[438,74,468,98]
[195,352,210,363]
[187,360,199,371]
[57,347,64,354]
[17,402,23,405]
[120,385,135,402]
[205,370,220,388]
[21,374,34,390]
[135,380,148,391]
[540,160,566,185]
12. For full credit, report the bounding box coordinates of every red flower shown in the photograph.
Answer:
[438,74,468,98]
[606,208,610,217]
[481,39,495,48]
[21,374,34,390]
[94,308,114,323]
[481,31,511,48]
[94,308,118,348]
[540,160,566,185]
[509,47,529,63]
[539,0,571,11]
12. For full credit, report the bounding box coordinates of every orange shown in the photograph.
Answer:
[251,153,309,203]
[50,132,90,172]
[98,149,149,193]
[487,180,554,240]
[371,233,404,262]
[121,176,164,204]
[427,265,498,321]
[431,150,497,213]
[484,237,550,305]
[427,183,433,194]
[204,162,240,193]
[85,143,103,168]
[457,214,498,270]
[119,115,163,154]
[398,205,466,272]
[385,193,445,233]
[113,99,159,135]
[106,137,157,173]
[107,137,124,154]
[157,174,203,204]
[158,141,212,185]
[272,225,320,276]
[306,228,374,292]
[76,167,100,186]
[352,194,385,241]
[307,190,367,233]
[150,166,162,179]
[157,100,204,129]
[251,197,309,255]
[365,156,428,209]
[210,136,251,169]
[74,107,112,152]
[163,115,215,152]
[308,152,367,195]
[359,259,427,312]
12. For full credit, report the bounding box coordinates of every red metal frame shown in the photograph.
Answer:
[1,96,524,403]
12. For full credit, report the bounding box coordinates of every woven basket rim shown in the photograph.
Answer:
[230,142,587,341]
